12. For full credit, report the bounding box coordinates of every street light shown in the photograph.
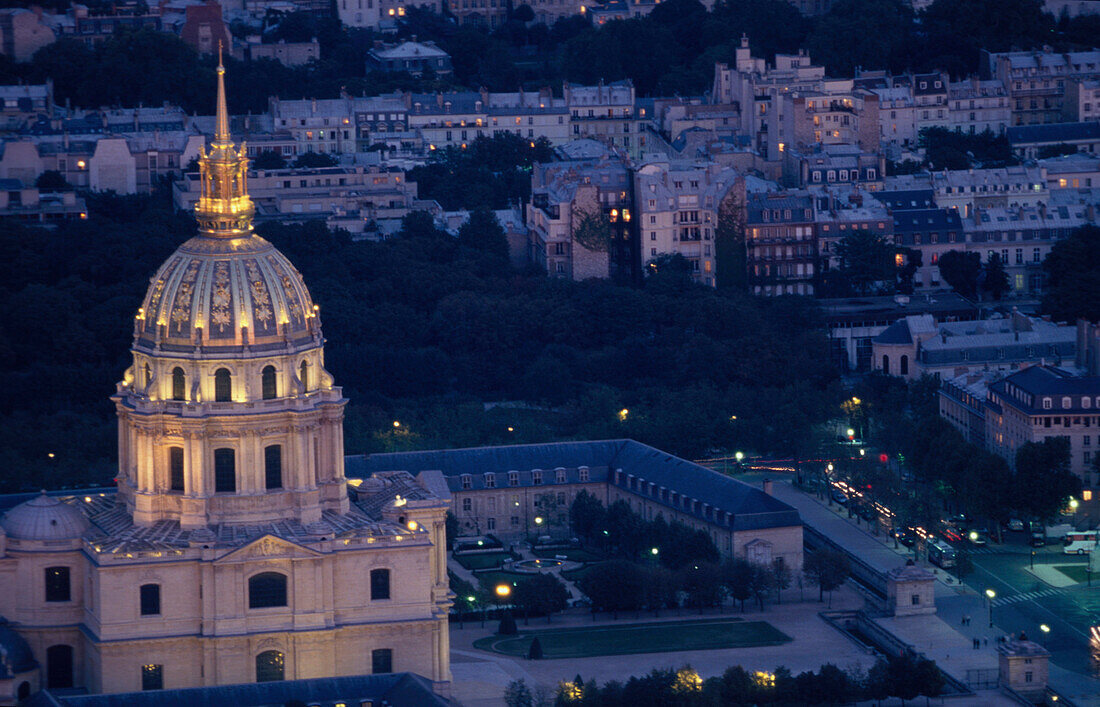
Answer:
[618,408,629,421]
[392,420,401,428]
[651,547,659,556]
[986,588,996,628]
[495,584,511,599]
[735,451,744,462]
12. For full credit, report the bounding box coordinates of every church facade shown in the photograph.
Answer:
[0,59,451,703]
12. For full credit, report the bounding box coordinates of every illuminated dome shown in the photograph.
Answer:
[1,493,90,541]
[134,235,320,353]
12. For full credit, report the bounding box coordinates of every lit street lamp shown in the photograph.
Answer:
[986,588,996,628]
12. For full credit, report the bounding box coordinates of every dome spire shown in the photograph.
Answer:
[194,45,254,240]
[214,41,231,146]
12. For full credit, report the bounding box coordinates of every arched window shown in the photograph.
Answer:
[214,448,236,493]
[17,682,30,700]
[255,650,285,683]
[262,365,277,400]
[900,354,909,376]
[370,568,391,600]
[882,354,890,375]
[46,645,73,689]
[171,367,186,401]
[264,445,283,490]
[214,368,232,402]
[299,360,309,391]
[169,447,184,492]
[248,572,287,609]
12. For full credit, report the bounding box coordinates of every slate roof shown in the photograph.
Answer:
[892,208,961,232]
[27,672,448,707]
[347,440,802,532]
[1006,121,1100,145]
[989,366,1100,414]
[875,319,913,345]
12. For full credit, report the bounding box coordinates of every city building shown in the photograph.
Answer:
[745,191,817,296]
[336,0,442,30]
[367,40,452,78]
[820,293,979,372]
[0,8,57,62]
[1063,78,1100,122]
[783,143,885,190]
[0,59,450,700]
[527,147,633,281]
[0,82,55,132]
[947,76,1010,136]
[347,440,805,569]
[813,188,892,277]
[874,310,1077,381]
[1041,151,1100,190]
[1006,121,1100,160]
[890,207,963,289]
[445,0,510,28]
[172,164,422,227]
[565,80,649,160]
[244,38,320,67]
[985,365,1100,496]
[0,178,87,224]
[982,47,1100,126]
[633,160,744,286]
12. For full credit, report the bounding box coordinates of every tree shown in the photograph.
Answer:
[458,208,509,262]
[803,549,850,605]
[569,490,606,543]
[644,253,695,293]
[34,170,70,191]
[937,250,981,298]
[578,560,645,616]
[1014,438,1081,522]
[512,3,535,22]
[572,207,611,253]
[748,562,775,611]
[512,573,569,621]
[292,151,339,168]
[1043,225,1100,323]
[681,562,724,611]
[527,636,544,659]
[715,192,747,291]
[252,150,288,169]
[723,558,754,612]
[445,510,458,550]
[981,252,1010,301]
[504,678,533,707]
[498,611,518,635]
[835,231,897,295]
[771,558,792,603]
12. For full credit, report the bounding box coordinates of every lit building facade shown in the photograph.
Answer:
[0,60,451,702]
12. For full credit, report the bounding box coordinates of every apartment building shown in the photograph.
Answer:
[633,160,744,286]
[1064,78,1100,122]
[885,165,1049,217]
[1007,121,1100,160]
[783,143,885,189]
[446,0,510,27]
[745,191,817,295]
[963,202,1097,293]
[527,149,633,281]
[565,81,649,160]
[890,207,963,290]
[335,0,442,29]
[0,82,54,132]
[813,188,892,275]
[0,177,86,224]
[982,47,1100,125]
[948,77,1010,135]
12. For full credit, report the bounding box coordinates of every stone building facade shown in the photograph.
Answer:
[0,60,451,702]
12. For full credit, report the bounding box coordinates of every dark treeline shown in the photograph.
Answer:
[2,0,1098,113]
[0,195,839,491]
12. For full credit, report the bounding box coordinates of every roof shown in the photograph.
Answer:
[1006,121,1100,145]
[892,208,961,232]
[0,625,36,679]
[28,672,449,707]
[0,492,90,541]
[347,440,801,532]
[875,319,914,345]
[990,366,1100,414]
[370,41,449,61]
[873,189,935,210]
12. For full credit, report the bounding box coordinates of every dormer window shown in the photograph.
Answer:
[484,473,496,488]
[461,474,471,490]
[1063,396,1072,408]
[1043,397,1052,410]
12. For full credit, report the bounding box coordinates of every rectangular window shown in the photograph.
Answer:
[487,517,496,530]
[579,468,589,482]
[508,471,519,487]
[45,567,71,602]
[141,664,163,691]
[510,516,520,527]
[214,448,236,493]
[169,446,184,492]
[556,469,566,483]
[462,497,471,512]
[485,473,496,488]
[140,584,161,616]
[532,471,542,485]
[461,474,471,490]
[370,568,391,600]
[264,445,282,490]
[372,649,393,674]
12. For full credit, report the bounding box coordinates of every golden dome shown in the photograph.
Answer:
[133,51,321,354]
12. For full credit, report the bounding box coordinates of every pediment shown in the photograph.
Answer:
[214,534,324,564]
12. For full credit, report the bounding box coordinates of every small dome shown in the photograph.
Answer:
[0,493,90,541]
[133,234,321,354]
[0,625,36,678]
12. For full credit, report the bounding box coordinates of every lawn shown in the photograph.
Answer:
[454,551,514,571]
[1052,564,1092,583]
[475,570,531,590]
[473,618,791,658]
[533,547,605,563]
[560,562,604,582]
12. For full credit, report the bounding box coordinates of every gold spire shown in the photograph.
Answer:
[214,42,231,146]
[194,45,254,239]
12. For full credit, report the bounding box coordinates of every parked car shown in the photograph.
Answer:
[831,488,848,505]
[1006,518,1025,532]
[893,527,917,547]
[1030,532,1046,547]
[968,531,988,546]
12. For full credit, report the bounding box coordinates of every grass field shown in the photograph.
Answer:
[560,562,604,582]
[474,570,530,590]
[454,552,514,571]
[473,618,791,658]
[1052,564,1092,583]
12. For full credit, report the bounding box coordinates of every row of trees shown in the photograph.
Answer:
[506,653,945,706]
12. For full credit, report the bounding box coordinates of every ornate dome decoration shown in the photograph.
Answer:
[131,49,320,354]
[0,492,90,541]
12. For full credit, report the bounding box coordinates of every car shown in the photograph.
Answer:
[831,489,848,505]
[1006,518,1025,532]
[1030,532,1046,547]
[967,531,988,546]
[892,527,917,547]
[856,503,876,522]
